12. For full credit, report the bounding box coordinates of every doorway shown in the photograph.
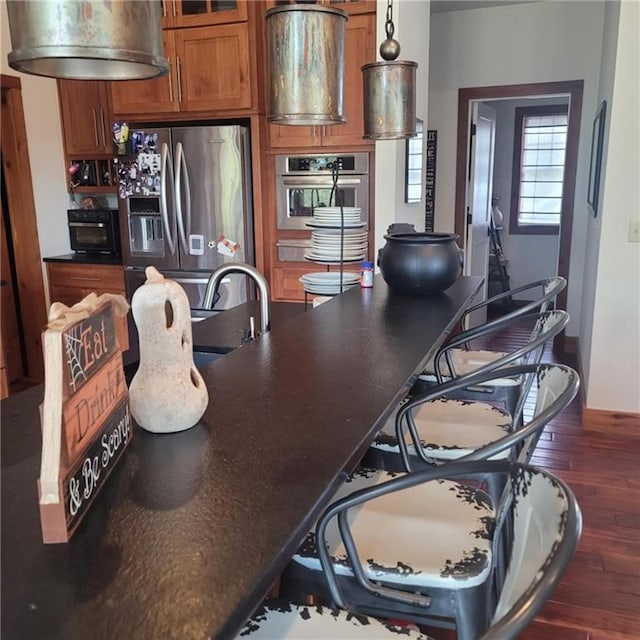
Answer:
[455,80,584,339]
[1,74,48,392]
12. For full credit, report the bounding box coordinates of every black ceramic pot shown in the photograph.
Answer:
[378,232,461,295]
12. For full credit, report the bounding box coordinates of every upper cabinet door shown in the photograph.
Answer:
[323,0,376,15]
[265,0,375,14]
[173,0,248,27]
[175,23,252,112]
[159,0,176,27]
[58,80,111,156]
[322,13,375,147]
[111,31,179,116]
[268,124,318,150]
[267,12,375,149]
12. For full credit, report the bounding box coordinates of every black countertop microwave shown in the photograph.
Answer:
[67,208,120,256]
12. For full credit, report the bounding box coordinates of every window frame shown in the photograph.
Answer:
[404,118,424,204]
[509,104,569,236]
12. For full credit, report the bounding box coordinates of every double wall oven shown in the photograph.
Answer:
[276,153,369,231]
[275,152,370,262]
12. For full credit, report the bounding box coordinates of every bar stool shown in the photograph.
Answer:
[251,458,581,640]
[418,276,566,391]
[413,308,569,423]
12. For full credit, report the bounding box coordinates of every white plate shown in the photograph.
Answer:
[307,244,366,253]
[311,240,368,248]
[301,282,358,295]
[301,272,360,284]
[304,254,363,264]
[311,245,368,252]
[311,230,368,238]
[313,213,361,220]
[306,221,367,229]
[313,207,361,214]
[313,217,361,224]
[311,243,367,249]
[311,228,367,234]
[311,239,367,245]
[308,251,365,262]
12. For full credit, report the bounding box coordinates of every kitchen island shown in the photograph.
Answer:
[1,275,482,640]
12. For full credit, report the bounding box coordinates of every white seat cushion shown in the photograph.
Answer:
[292,469,495,591]
[372,398,512,461]
[238,601,432,639]
[420,348,523,386]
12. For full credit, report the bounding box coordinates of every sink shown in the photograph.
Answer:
[192,350,226,369]
[191,309,221,322]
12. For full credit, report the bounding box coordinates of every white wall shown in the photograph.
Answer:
[1,0,71,265]
[374,0,430,257]
[487,97,564,293]
[583,0,640,413]
[428,0,605,336]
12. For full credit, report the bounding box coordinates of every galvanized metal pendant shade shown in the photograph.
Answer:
[266,3,347,126]
[6,1,168,81]
[362,0,417,140]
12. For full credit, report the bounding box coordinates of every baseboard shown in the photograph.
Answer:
[582,407,640,435]
[573,335,640,435]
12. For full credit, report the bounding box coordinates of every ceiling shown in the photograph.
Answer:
[430,1,541,13]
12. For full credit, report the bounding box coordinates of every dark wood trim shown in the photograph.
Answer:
[509,104,568,237]
[1,79,47,382]
[455,80,584,350]
[1,74,21,90]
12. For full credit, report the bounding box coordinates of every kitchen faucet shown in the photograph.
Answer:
[203,263,271,334]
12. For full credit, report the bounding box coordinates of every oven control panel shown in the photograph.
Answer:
[278,153,369,176]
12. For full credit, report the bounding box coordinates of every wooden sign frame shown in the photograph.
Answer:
[38,293,131,543]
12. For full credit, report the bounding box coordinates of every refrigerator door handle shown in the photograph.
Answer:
[160,142,177,255]
[174,142,191,255]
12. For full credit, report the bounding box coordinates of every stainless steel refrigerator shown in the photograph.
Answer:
[116,124,255,312]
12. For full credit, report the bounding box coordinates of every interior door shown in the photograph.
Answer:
[464,101,496,327]
[0,198,25,384]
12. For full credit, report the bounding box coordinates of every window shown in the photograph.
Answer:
[510,104,568,235]
[405,119,424,204]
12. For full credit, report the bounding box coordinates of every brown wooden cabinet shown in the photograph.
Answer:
[272,264,360,302]
[272,265,316,301]
[58,80,116,193]
[268,12,375,149]
[266,0,375,15]
[111,23,253,117]
[58,80,112,156]
[176,23,252,112]
[110,30,178,116]
[46,262,129,351]
[161,0,248,28]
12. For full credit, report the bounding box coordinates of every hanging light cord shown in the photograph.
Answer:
[385,0,395,41]
[331,163,345,293]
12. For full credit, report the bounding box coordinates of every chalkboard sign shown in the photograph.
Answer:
[38,293,130,543]
[425,129,437,233]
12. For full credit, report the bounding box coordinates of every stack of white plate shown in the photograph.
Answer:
[306,229,368,263]
[299,271,360,295]
[308,207,365,228]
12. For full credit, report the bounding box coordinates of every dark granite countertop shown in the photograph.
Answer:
[43,253,123,266]
[1,275,482,640]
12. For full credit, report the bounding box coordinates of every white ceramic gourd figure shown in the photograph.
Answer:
[129,266,208,433]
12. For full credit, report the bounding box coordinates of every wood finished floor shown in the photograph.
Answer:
[421,318,640,640]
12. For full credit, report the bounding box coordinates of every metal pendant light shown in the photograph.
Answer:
[362,0,417,140]
[6,1,168,81]
[266,3,347,126]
